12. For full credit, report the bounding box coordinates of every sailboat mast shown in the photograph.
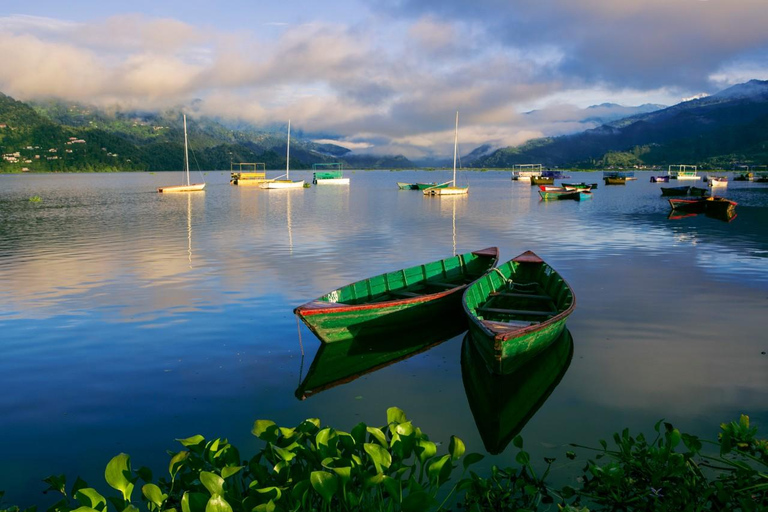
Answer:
[452,111,459,185]
[183,114,190,186]
[286,119,291,180]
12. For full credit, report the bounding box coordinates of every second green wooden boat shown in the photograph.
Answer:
[462,250,575,375]
[295,248,499,344]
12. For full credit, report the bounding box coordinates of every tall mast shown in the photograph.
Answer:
[183,114,190,186]
[286,119,291,180]
[452,111,459,185]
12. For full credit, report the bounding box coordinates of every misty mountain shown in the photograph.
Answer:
[524,102,666,130]
[473,79,768,168]
[0,95,413,172]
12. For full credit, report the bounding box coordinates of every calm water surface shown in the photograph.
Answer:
[1,170,767,504]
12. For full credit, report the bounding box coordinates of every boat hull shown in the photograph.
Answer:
[423,186,468,196]
[260,180,306,189]
[158,183,206,193]
[668,196,736,215]
[650,176,670,183]
[660,186,691,196]
[603,177,627,185]
[462,251,575,375]
[538,189,579,200]
[295,248,499,343]
[315,178,350,185]
[530,176,554,185]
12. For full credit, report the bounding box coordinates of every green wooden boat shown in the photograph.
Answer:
[538,188,580,200]
[462,250,575,375]
[461,328,573,454]
[296,320,466,400]
[397,182,450,190]
[295,247,499,344]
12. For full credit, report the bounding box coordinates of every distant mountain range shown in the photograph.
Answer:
[471,80,768,169]
[2,79,767,172]
[0,95,412,172]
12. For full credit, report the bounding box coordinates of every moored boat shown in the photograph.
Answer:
[668,196,736,216]
[399,182,450,190]
[538,188,580,200]
[312,164,349,185]
[424,112,469,196]
[158,115,206,193]
[668,198,707,213]
[603,171,633,185]
[462,251,575,375]
[561,182,595,191]
[461,328,573,454]
[530,176,555,185]
[650,176,670,183]
[668,164,700,180]
[707,176,728,187]
[689,186,708,197]
[660,186,691,196]
[295,247,499,343]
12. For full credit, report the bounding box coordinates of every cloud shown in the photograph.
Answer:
[1,3,767,160]
[375,0,768,90]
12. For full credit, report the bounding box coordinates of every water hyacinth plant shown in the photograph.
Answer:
[4,407,481,512]
[0,411,765,511]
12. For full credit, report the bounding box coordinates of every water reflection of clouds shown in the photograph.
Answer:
[2,171,768,327]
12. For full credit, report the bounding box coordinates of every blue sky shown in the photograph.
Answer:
[2,0,768,158]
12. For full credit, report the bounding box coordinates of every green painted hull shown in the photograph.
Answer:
[539,190,579,200]
[397,182,450,190]
[296,320,466,399]
[462,251,575,375]
[461,329,573,454]
[295,248,499,343]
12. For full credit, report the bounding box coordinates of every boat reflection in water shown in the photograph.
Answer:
[667,209,738,223]
[461,329,573,455]
[296,319,466,400]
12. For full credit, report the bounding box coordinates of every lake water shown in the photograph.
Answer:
[1,170,767,505]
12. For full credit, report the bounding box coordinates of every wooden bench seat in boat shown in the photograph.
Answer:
[476,306,554,317]
[481,319,535,331]
[489,291,552,301]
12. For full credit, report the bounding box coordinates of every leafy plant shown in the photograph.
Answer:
[5,407,480,512]
[28,196,42,202]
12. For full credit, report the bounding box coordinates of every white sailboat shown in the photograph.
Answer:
[424,111,469,196]
[260,120,305,190]
[158,114,206,193]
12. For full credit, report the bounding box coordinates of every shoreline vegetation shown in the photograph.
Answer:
[0,168,736,174]
[1,408,765,512]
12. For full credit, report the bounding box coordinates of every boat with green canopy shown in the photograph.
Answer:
[397,182,450,190]
[461,328,573,454]
[462,250,575,375]
[295,247,499,344]
[296,320,466,400]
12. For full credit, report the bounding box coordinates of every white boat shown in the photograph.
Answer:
[668,164,700,181]
[312,163,350,185]
[158,115,206,193]
[511,164,543,181]
[708,176,728,187]
[260,120,305,190]
[424,112,469,196]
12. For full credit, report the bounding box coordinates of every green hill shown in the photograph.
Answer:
[0,95,414,172]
